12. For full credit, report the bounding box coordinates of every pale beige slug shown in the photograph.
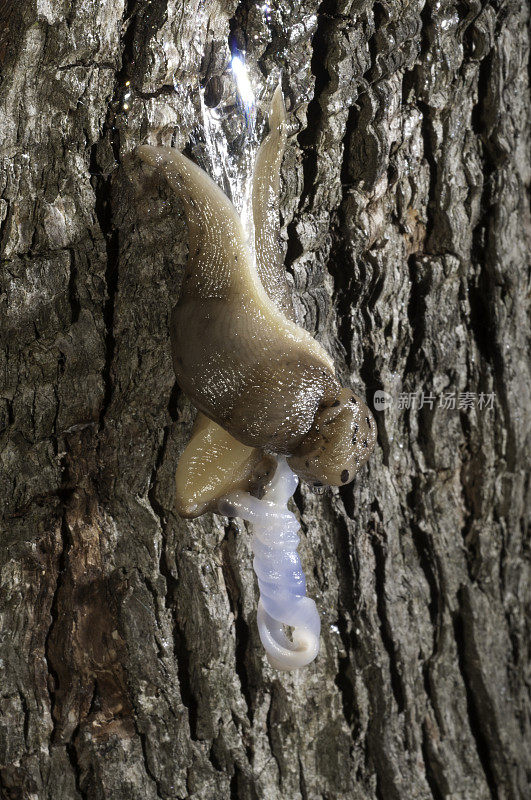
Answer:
[174,412,276,518]
[251,86,294,321]
[137,87,375,517]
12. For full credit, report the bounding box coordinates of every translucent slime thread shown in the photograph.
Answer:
[219,456,320,670]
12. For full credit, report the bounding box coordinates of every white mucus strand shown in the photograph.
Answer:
[230,54,256,112]
[219,456,320,670]
[199,75,257,247]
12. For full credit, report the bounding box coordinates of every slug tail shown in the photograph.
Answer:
[252,86,293,320]
[175,412,276,518]
[136,144,241,228]
[137,143,260,301]
[268,83,287,135]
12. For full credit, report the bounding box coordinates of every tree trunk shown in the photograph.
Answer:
[0,0,529,798]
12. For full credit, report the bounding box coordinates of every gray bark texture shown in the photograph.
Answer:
[0,0,529,798]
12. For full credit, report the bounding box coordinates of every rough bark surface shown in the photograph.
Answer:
[0,0,529,798]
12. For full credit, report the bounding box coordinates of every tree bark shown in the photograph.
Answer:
[0,1,529,798]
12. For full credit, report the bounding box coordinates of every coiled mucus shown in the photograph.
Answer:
[219,456,320,670]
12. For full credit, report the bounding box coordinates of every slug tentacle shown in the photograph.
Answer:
[220,457,320,670]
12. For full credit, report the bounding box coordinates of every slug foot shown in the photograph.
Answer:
[219,457,320,670]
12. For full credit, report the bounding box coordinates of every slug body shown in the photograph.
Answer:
[137,87,376,670]
[137,88,375,486]
[174,412,276,518]
[251,87,294,320]
[136,145,338,455]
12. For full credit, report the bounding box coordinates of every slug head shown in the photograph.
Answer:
[287,389,376,487]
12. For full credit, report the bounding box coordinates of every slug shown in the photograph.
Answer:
[174,411,276,518]
[137,88,376,500]
[137,86,376,669]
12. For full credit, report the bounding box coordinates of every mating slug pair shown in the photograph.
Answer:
[138,86,375,669]
[137,87,376,518]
